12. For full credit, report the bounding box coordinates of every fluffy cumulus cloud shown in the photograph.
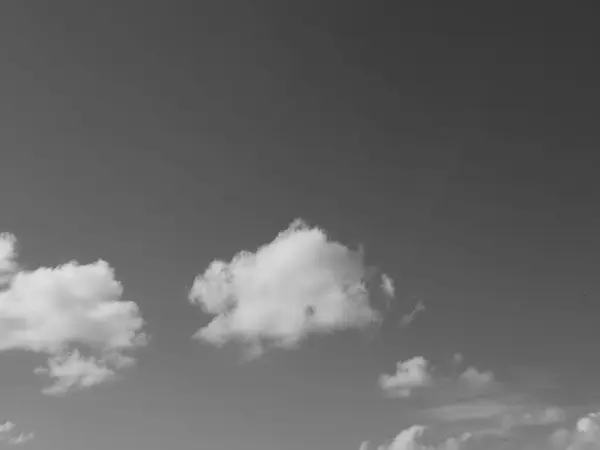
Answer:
[379,357,433,398]
[0,421,34,446]
[34,349,135,396]
[0,233,146,394]
[189,219,394,355]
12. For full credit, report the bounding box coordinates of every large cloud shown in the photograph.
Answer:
[0,233,146,394]
[188,219,393,355]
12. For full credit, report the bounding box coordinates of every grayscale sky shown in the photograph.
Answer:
[0,3,599,450]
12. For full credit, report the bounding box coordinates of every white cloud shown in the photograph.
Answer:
[34,349,128,395]
[0,234,146,394]
[189,219,390,355]
[0,421,33,446]
[379,357,432,398]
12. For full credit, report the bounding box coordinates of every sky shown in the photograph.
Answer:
[0,2,599,450]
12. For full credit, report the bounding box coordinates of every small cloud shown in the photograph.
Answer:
[399,300,425,327]
[379,357,432,398]
[35,350,118,396]
[189,219,390,356]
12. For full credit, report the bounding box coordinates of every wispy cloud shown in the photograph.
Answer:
[0,422,33,446]
[0,233,147,394]
[399,299,425,327]
[189,219,393,357]
[7,432,34,446]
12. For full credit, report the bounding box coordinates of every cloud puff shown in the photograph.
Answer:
[379,356,495,400]
[379,357,433,398]
[33,349,135,396]
[0,421,33,446]
[0,233,146,394]
[189,219,392,355]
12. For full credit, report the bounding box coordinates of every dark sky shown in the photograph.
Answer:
[0,3,598,450]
